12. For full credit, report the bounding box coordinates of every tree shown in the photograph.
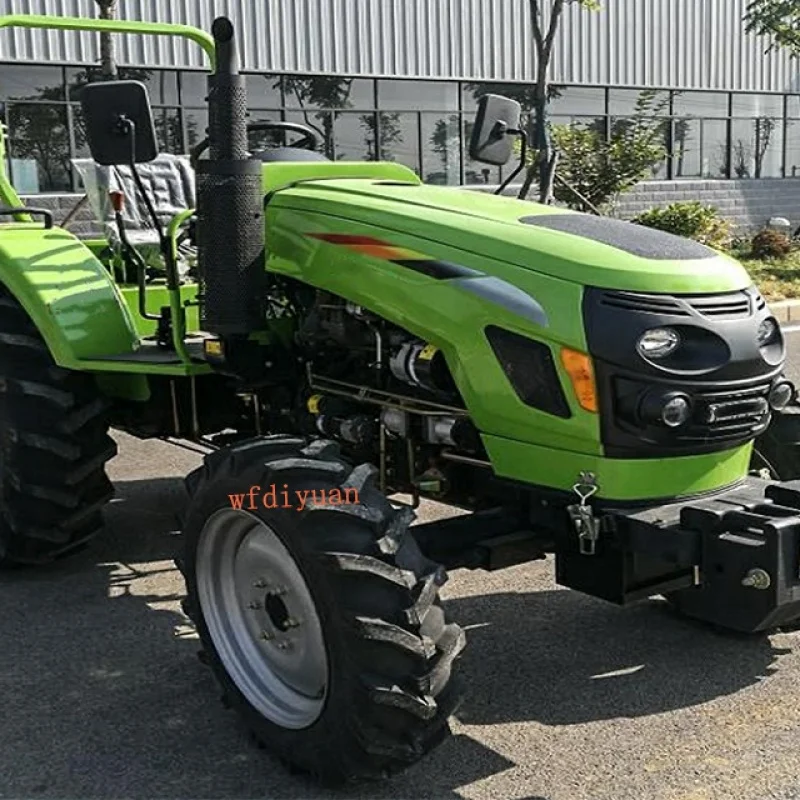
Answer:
[93,0,119,79]
[529,90,668,212]
[744,1,800,55]
[428,115,460,184]
[281,77,354,158]
[522,0,599,204]
[360,112,403,161]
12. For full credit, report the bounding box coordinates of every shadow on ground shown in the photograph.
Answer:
[0,475,786,799]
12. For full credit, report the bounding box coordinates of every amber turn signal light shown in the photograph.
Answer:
[560,348,599,413]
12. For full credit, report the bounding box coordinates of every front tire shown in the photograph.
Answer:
[179,436,465,785]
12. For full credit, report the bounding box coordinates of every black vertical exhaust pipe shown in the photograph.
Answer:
[196,17,264,335]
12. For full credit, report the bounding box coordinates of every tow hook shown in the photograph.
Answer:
[568,471,601,556]
[741,568,772,590]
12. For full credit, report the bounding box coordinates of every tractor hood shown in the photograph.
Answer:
[272,177,751,295]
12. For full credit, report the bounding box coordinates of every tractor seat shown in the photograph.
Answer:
[71,155,196,269]
[253,147,330,163]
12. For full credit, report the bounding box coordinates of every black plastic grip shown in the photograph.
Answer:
[0,207,53,228]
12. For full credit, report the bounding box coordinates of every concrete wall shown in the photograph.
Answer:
[613,179,800,234]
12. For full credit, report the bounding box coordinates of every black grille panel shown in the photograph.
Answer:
[485,326,571,419]
[678,383,771,444]
[598,289,756,320]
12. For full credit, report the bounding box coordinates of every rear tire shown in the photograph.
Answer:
[179,436,465,786]
[0,289,116,565]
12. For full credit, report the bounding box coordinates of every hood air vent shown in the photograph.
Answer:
[598,290,754,319]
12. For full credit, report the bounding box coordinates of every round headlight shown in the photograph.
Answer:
[662,395,692,428]
[769,381,795,410]
[637,328,680,360]
[758,318,779,347]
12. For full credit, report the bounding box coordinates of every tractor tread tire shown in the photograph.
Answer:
[0,288,116,565]
[179,436,465,786]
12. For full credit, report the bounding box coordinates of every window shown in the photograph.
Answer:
[333,112,375,161]
[375,112,420,174]
[152,108,183,153]
[673,92,729,117]
[701,120,730,178]
[284,76,373,110]
[462,83,535,114]
[550,87,605,116]
[671,119,701,178]
[66,66,178,104]
[378,80,457,111]
[245,73,283,107]
[0,65,64,102]
[180,71,208,106]
[245,111,286,151]
[7,103,71,191]
[786,121,800,177]
[183,107,209,149]
[608,89,642,115]
[422,113,460,185]
[731,118,783,178]
[285,110,334,157]
[732,94,783,118]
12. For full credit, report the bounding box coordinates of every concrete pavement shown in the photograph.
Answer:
[3,334,800,799]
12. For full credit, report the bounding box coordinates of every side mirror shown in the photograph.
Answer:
[469,94,523,166]
[79,80,158,166]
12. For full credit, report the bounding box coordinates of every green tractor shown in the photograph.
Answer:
[3,11,800,786]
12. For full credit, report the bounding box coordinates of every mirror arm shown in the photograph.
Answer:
[494,131,528,197]
[118,115,180,291]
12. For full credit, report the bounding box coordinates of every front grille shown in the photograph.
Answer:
[678,383,771,443]
[598,289,756,320]
[599,291,688,316]
[684,295,751,318]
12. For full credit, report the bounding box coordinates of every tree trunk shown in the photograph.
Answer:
[96,1,119,79]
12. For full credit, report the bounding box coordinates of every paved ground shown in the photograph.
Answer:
[3,334,800,800]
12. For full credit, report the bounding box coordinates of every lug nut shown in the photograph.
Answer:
[253,579,268,589]
[741,568,771,590]
[247,601,260,611]
[267,586,287,597]
[284,617,302,629]
[259,630,274,641]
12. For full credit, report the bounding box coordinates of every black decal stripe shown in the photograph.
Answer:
[391,259,483,280]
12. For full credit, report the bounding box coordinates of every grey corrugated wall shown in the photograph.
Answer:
[0,0,796,91]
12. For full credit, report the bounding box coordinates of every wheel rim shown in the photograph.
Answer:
[195,508,328,729]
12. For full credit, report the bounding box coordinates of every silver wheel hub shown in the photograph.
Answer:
[195,508,328,729]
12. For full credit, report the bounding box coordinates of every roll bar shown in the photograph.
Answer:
[0,14,216,69]
[0,14,217,214]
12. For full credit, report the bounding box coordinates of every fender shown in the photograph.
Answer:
[0,225,139,367]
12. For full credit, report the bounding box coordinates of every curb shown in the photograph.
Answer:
[770,299,800,324]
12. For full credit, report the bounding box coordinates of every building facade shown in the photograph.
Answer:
[1,0,799,228]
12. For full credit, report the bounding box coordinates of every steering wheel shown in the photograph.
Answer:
[189,121,320,167]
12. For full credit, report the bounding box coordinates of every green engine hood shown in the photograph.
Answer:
[272,176,751,295]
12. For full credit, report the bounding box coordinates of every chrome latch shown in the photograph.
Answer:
[568,471,600,556]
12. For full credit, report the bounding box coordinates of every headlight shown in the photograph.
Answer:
[639,390,693,428]
[757,318,779,347]
[637,328,680,360]
[769,380,795,410]
[661,395,692,427]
